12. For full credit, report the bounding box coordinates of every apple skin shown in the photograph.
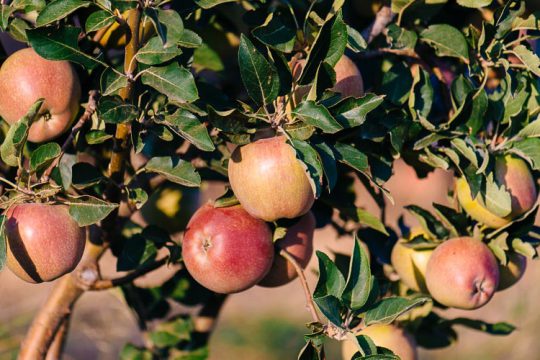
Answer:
[228,136,315,222]
[495,154,538,218]
[391,239,433,293]
[181,204,274,294]
[425,237,499,310]
[5,203,86,283]
[498,252,527,291]
[291,55,364,101]
[140,183,200,234]
[258,212,315,287]
[342,324,418,360]
[0,48,81,143]
[457,155,537,228]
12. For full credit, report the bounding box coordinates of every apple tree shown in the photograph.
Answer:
[0,0,538,359]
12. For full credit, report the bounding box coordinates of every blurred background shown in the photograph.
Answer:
[0,160,538,360]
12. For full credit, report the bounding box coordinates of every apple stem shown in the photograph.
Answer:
[279,248,322,323]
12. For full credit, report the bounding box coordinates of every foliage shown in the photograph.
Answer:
[0,0,539,359]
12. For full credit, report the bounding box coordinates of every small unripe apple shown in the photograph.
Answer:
[456,155,537,228]
[341,324,418,360]
[182,204,274,294]
[5,203,86,283]
[391,238,433,293]
[140,183,200,234]
[0,48,81,143]
[425,237,499,310]
[258,212,315,287]
[228,135,315,222]
[498,252,527,291]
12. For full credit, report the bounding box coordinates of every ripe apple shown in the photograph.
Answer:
[291,55,364,102]
[228,135,315,222]
[391,232,434,293]
[140,183,200,234]
[342,324,418,360]
[0,48,81,143]
[258,212,316,287]
[5,203,86,283]
[456,155,537,228]
[498,252,527,291]
[181,204,274,294]
[425,237,499,310]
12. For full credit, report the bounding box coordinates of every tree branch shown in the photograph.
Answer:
[19,7,142,360]
[90,257,169,290]
[361,6,395,44]
[280,248,321,323]
[45,318,70,360]
[192,293,228,346]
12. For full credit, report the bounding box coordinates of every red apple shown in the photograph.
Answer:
[5,203,86,283]
[228,135,315,221]
[259,211,315,287]
[0,48,81,143]
[181,204,274,294]
[425,237,499,310]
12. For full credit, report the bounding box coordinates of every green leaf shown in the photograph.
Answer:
[141,63,199,103]
[29,143,61,175]
[290,139,323,198]
[1,99,43,167]
[314,251,346,298]
[36,0,90,27]
[193,43,224,72]
[313,141,338,191]
[238,34,280,106]
[118,234,157,272]
[510,45,540,77]
[85,10,115,33]
[86,130,113,144]
[300,12,347,85]
[457,0,492,7]
[511,138,540,170]
[66,196,119,226]
[144,156,201,187]
[516,116,540,138]
[144,8,184,47]
[347,25,367,52]
[313,295,343,326]
[381,62,413,105]
[98,95,138,124]
[252,11,296,53]
[9,18,29,42]
[420,24,469,63]
[135,36,182,65]
[405,205,450,240]
[342,235,374,311]
[355,209,388,235]
[100,67,128,96]
[161,109,215,152]
[332,143,368,172]
[71,162,103,189]
[193,0,235,9]
[485,173,512,217]
[348,333,377,357]
[27,26,103,69]
[0,5,14,30]
[386,24,418,50]
[120,344,153,360]
[332,94,385,128]
[178,29,203,48]
[293,101,343,133]
[364,297,430,326]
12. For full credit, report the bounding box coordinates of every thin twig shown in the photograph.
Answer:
[40,90,99,183]
[90,257,169,290]
[280,248,321,323]
[361,6,395,44]
[45,318,70,360]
